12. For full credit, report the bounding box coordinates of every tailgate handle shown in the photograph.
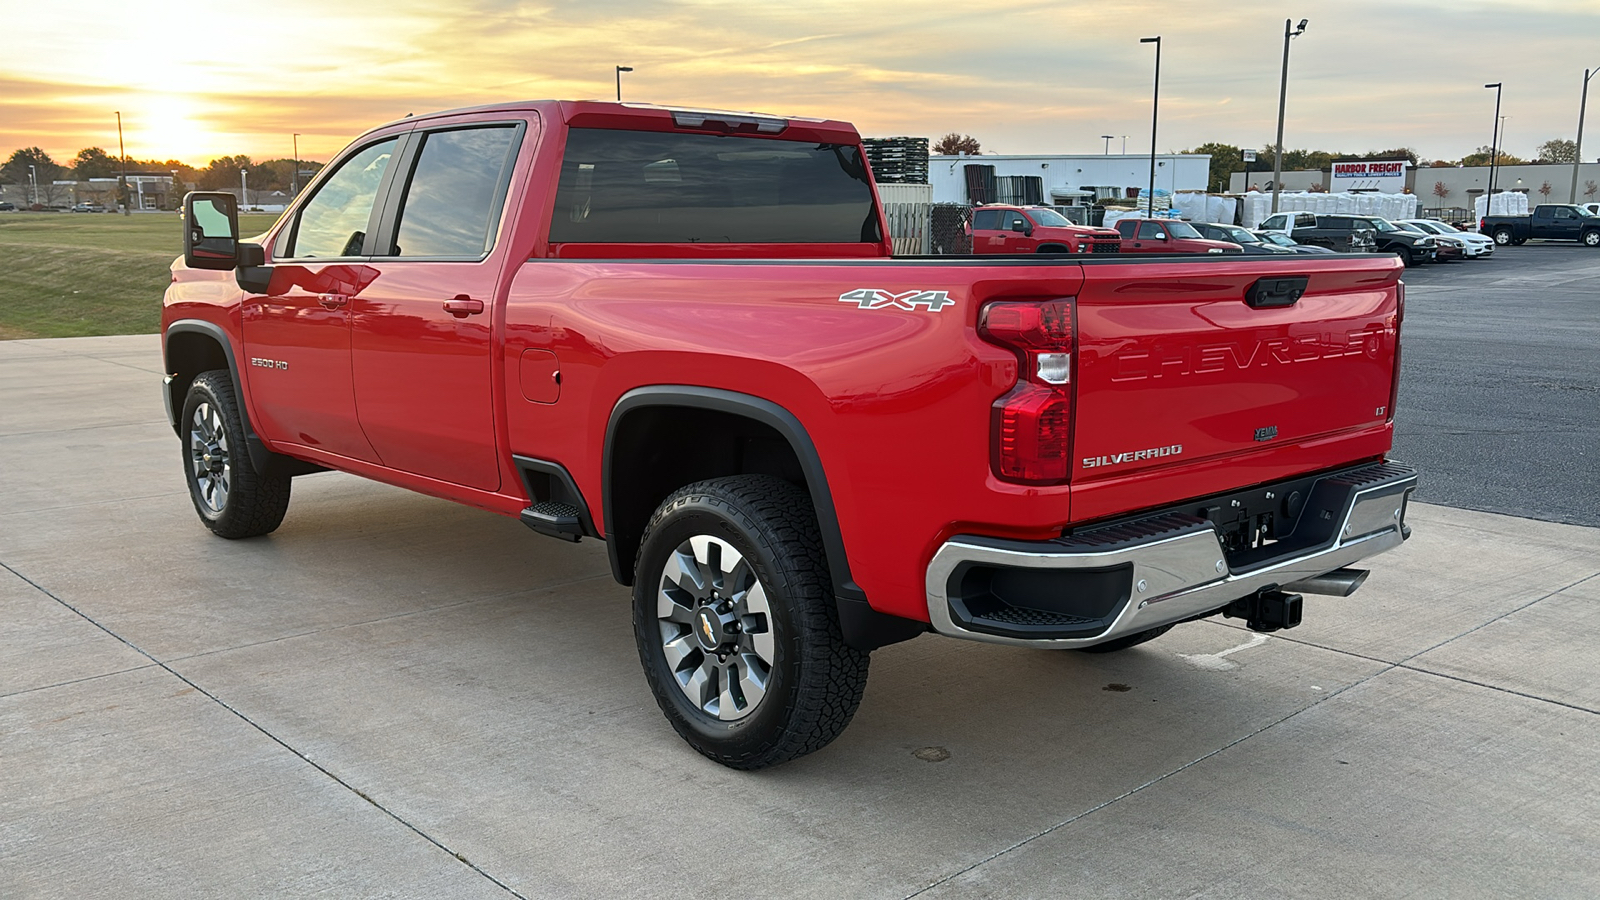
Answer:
[1246,276,1308,309]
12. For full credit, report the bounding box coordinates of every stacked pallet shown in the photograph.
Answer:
[862,137,930,184]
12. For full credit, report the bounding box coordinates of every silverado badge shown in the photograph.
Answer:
[839,289,955,312]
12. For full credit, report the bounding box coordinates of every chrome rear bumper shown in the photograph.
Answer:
[925,461,1417,648]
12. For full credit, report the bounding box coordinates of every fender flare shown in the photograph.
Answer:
[603,385,924,651]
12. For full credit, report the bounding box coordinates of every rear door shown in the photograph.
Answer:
[349,117,530,491]
[970,208,1007,253]
[1071,258,1400,516]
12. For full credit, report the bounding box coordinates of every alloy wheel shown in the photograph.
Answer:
[655,535,775,721]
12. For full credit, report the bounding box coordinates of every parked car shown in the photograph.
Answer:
[0,201,16,211]
[1397,219,1494,258]
[1262,213,1435,265]
[1112,217,1241,254]
[1582,202,1600,217]
[1480,204,1600,247]
[1192,222,1296,254]
[1254,230,1337,254]
[71,203,107,213]
[1392,221,1463,261]
[969,204,1121,254]
[163,99,1416,769]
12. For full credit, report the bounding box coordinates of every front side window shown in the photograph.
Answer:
[1552,207,1575,219]
[549,128,878,244]
[286,138,397,258]
[1262,215,1285,230]
[1137,221,1166,240]
[390,126,520,258]
[1000,211,1027,231]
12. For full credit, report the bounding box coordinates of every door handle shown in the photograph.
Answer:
[443,295,485,318]
[318,293,349,309]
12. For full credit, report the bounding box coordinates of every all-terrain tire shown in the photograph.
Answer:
[181,370,291,539]
[632,475,869,769]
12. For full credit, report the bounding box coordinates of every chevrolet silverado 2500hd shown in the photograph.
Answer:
[164,100,1416,768]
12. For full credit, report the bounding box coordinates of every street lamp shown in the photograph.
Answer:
[1271,18,1308,214]
[1101,134,1113,155]
[292,133,301,196]
[1485,83,1502,220]
[1570,66,1596,203]
[28,163,37,206]
[116,110,130,216]
[1140,36,1160,218]
[240,168,248,210]
[615,65,633,102]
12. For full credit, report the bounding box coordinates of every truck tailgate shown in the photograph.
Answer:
[1071,256,1402,522]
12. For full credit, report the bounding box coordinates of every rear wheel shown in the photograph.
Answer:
[181,370,291,538]
[632,475,869,769]
[1493,227,1514,245]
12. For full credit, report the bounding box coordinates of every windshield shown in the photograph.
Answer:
[1367,218,1401,233]
[1165,221,1202,239]
[1394,222,1427,234]
[1259,232,1294,246]
[1424,221,1460,233]
[1217,226,1261,243]
[1026,208,1073,227]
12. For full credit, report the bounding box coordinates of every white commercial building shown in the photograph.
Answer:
[928,153,1210,207]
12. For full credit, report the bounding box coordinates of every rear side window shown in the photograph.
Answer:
[549,128,879,244]
[972,209,1001,230]
[285,139,397,259]
[389,126,520,259]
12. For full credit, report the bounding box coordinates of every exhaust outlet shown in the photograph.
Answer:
[1284,568,1369,598]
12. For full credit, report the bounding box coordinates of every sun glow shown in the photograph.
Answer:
[130,94,218,163]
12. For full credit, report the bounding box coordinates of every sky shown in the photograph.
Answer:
[2,0,1597,168]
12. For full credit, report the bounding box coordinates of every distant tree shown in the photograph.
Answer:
[1585,180,1598,201]
[1538,181,1553,201]
[3,147,64,204]
[198,155,255,191]
[1183,142,1245,192]
[1433,181,1450,204]
[1428,159,1456,167]
[1535,139,1577,164]
[1359,147,1420,165]
[1459,145,1528,167]
[932,133,981,155]
[71,147,118,179]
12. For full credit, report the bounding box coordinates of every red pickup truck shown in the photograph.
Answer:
[969,204,1122,254]
[165,100,1416,768]
[1114,217,1243,254]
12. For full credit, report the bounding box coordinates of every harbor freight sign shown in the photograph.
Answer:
[1332,159,1408,192]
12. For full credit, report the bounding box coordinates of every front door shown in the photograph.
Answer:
[245,137,400,462]
[350,122,528,492]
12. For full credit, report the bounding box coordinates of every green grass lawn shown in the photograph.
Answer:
[0,211,281,339]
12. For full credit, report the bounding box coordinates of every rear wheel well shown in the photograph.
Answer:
[607,406,806,586]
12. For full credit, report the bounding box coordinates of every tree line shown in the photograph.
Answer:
[1183,138,1585,193]
[1,146,324,206]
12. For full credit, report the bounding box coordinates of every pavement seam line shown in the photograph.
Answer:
[0,558,530,900]
[903,570,1600,897]
[0,663,161,701]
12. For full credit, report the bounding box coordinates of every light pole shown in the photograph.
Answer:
[1571,67,1596,203]
[116,110,130,216]
[1140,36,1160,218]
[615,65,633,101]
[28,164,37,206]
[1122,136,1128,154]
[240,168,248,209]
[1101,134,1113,155]
[171,169,180,209]
[1271,18,1308,214]
[1485,83,1502,221]
[292,133,301,196]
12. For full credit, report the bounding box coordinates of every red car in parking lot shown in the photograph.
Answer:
[1114,217,1241,254]
[969,205,1121,254]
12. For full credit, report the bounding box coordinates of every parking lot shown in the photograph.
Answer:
[3,248,1599,898]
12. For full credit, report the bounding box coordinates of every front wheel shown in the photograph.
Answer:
[1493,227,1514,245]
[181,370,291,538]
[1583,230,1600,247]
[633,475,869,769]
[1395,247,1415,267]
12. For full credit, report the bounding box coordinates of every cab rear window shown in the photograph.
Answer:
[549,128,880,244]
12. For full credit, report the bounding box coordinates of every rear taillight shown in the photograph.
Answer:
[1388,282,1403,423]
[980,299,1075,484]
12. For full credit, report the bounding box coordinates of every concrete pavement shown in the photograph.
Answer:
[3,335,1597,898]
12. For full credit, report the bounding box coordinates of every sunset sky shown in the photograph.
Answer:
[3,0,1597,168]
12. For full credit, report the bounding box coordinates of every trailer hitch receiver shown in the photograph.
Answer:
[1224,586,1303,633]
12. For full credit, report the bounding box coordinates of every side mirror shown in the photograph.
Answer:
[1010,220,1031,235]
[1154,232,1168,240]
[183,192,239,270]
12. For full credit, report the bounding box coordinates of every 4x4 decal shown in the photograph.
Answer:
[839,288,955,312]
